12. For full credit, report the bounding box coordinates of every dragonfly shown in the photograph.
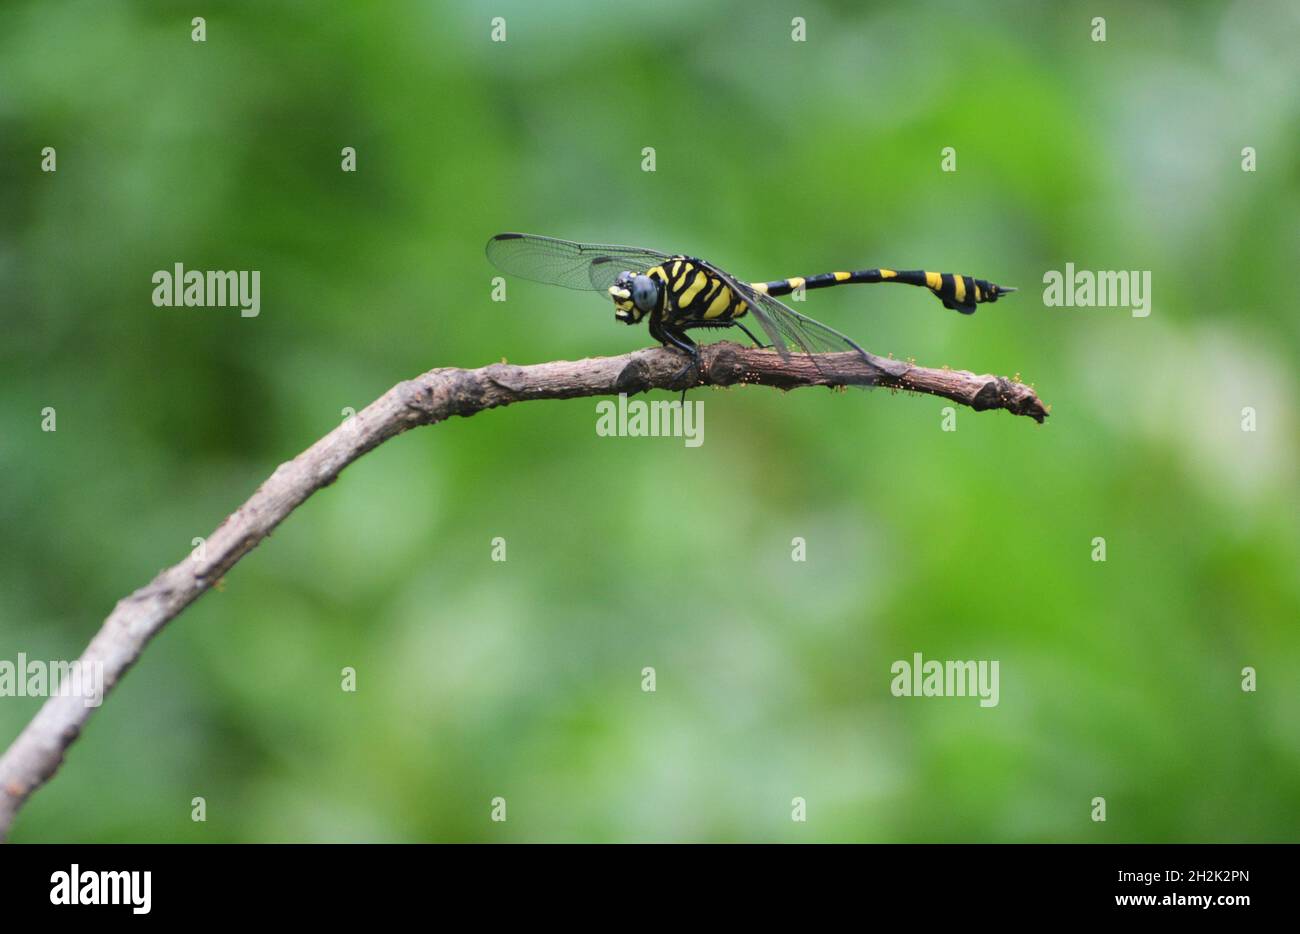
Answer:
[485,233,1015,384]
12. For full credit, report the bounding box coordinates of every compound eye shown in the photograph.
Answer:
[631,275,658,312]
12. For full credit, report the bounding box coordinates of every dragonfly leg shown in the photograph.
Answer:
[650,320,702,403]
[733,321,770,349]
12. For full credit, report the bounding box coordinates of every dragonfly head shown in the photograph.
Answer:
[608,271,659,324]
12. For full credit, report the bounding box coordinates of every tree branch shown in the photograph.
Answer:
[0,341,1047,839]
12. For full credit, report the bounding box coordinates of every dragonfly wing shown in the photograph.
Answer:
[485,233,672,292]
[695,260,873,377]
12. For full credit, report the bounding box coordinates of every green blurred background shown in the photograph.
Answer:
[1,0,1297,842]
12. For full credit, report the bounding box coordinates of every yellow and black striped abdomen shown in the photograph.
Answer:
[654,257,751,325]
[753,268,1013,315]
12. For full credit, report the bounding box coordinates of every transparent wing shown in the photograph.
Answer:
[694,260,875,383]
[485,233,673,292]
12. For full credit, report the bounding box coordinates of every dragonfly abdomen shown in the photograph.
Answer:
[753,268,1014,315]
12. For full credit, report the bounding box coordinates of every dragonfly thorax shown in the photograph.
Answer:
[608,271,660,324]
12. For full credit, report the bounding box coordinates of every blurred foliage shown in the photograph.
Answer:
[1,0,1297,842]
